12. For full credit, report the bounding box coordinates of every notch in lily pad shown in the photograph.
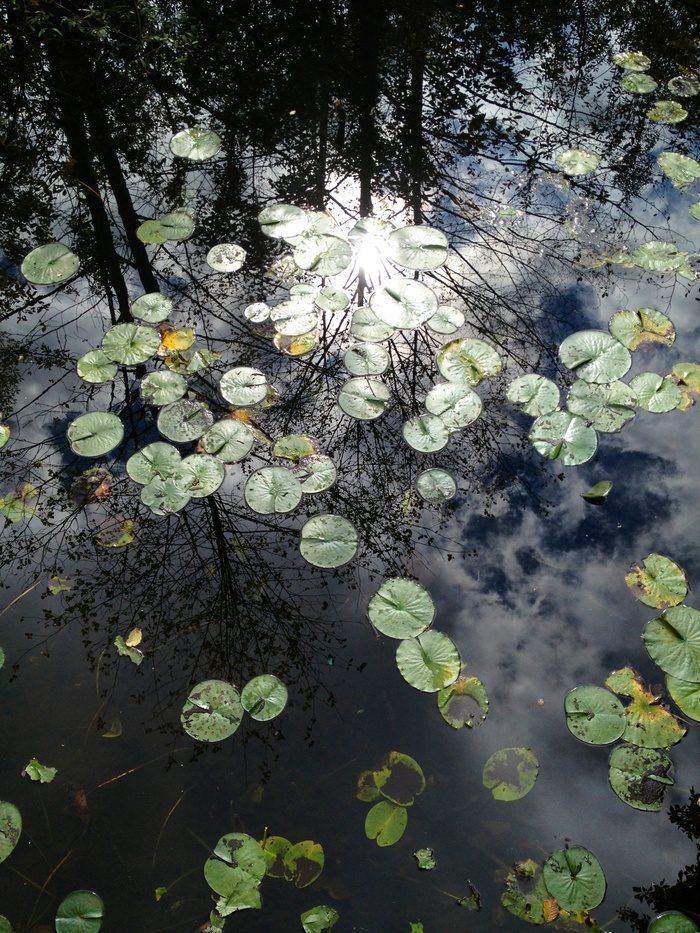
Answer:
[625,553,687,609]
[21,242,80,285]
[68,412,124,459]
[542,846,606,911]
[565,685,625,745]
[55,890,104,933]
[368,578,435,639]
[203,831,266,915]
[170,126,222,160]
[396,630,461,692]
[241,674,288,721]
[606,667,686,749]
[300,514,358,568]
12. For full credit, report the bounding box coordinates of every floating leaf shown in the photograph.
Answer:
[426,304,465,335]
[501,859,550,924]
[606,667,686,748]
[258,203,309,239]
[241,674,288,721]
[55,890,104,933]
[114,635,144,666]
[201,420,254,463]
[315,285,349,313]
[647,101,688,123]
[181,680,243,742]
[125,628,142,647]
[270,297,319,337]
[612,51,651,71]
[206,243,246,272]
[295,455,337,494]
[386,225,448,271]
[204,832,266,915]
[301,906,339,933]
[365,801,407,847]
[262,835,292,877]
[21,242,79,285]
[608,743,673,811]
[356,771,382,803]
[344,343,389,376]
[609,307,675,349]
[126,442,181,484]
[414,848,436,870]
[131,292,172,323]
[299,514,358,568]
[564,685,625,745]
[566,379,636,433]
[273,434,316,462]
[173,454,225,497]
[620,73,658,93]
[632,241,689,273]
[425,382,482,429]
[170,126,221,160]
[396,630,461,692]
[0,483,38,522]
[0,648,4,670]
[643,606,700,681]
[403,414,450,452]
[137,213,195,244]
[529,411,597,465]
[96,518,136,547]
[437,675,488,729]
[668,76,700,97]
[648,913,699,933]
[629,373,682,413]
[293,234,353,276]
[416,468,456,503]
[159,328,195,354]
[0,802,21,864]
[157,399,214,443]
[67,412,124,458]
[338,377,390,420]
[140,371,187,406]
[283,840,324,888]
[482,747,539,801]
[23,758,57,783]
[219,367,269,407]
[245,467,302,514]
[370,277,438,329]
[672,362,700,410]
[507,374,559,416]
[0,425,8,450]
[559,330,631,383]
[76,350,118,384]
[556,149,601,176]
[350,306,396,343]
[102,323,160,365]
[626,554,687,609]
[274,330,317,356]
[368,578,435,639]
[436,338,502,385]
[373,751,426,806]
[542,846,606,911]
[581,480,613,503]
[666,674,700,723]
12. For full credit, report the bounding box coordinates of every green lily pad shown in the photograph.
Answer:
[245,467,302,514]
[542,846,606,911]
[403,414,450,452]
[436,338,502,385]
[102,323,160,365]
[425,382,482,429]
[373,751,426,805]
[566,379,636,433]
[157,399,214,443]
[620,73,658,93]
[529,411,598,465]
[172,454,225,497]
[204,832,266,915]
[137,212,195,244]
[141,476,191,515]
[416,468,457,503]
[206,243,246,272]
[258,203,309,239]
[673,362,700,410]
[170,126,222,160]
[612,51,652,71]
[482,747,539,801]
[262,835,292,877]
[301,906,339,933]
[350,306,396,343]
[21,242,80,285]
[643,606,700,680]
[344,343,389,376]
[0,802,21,864]
[181,680,243,742]
[559,330,631,383]
[283,840,324,888]
[295,455,337,493]
[131,292,172,323]
[0,915,9,933]
[632,241,689,273]
[626,554,687,609]
[140,371,187,406]
[581,480,613,503]
[385,225,448,271]
[293,234,353,276]
[55,891,104,933]
[426,304,465,335]
[365,800,408,847]
[114,635,144,666]
[647,101,688,123]
[273,434,316,462]
[76,350,119,384]
[241,674,288,721]
[629,373,683,413]
[270,296,319,336]
[437,675,489,728]
[609,307,675,349]
[668,76,700,96]
[0,483,38,522]
[414,847,436,870]
[556,149,601,176]
[666,674,700,722]
[67,412,124,458]
[507,374,560,416]
[126,442,181,484]
[368,578,435,639]
[0,425,8,450]
[338,377,390,420]
[219,367,269,406]
[396,630,461,692]
[356,770,382,802]
[608,743,674,811]
[315,285,350,313]
[300,513,358,568]
[200,420,254,463]
[648,912,699,933]
[564,685,626,745]
[658,152,700,192]
[501,859,550,924]
[606,667,686,748]
[370,277,438,329]
[23,758,57,783]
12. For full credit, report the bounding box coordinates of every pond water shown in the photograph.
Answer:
[2,3,700,932]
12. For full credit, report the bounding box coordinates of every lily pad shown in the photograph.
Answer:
[204,832,266,915]
[425,382,482,429]
[437,675,489,728]
[262,835,292,877]
[55,891,104,933]
[608,743,674,811]
[157,399,214,442]
[427,304,465,335]
[293,234,353,276]
[170,126,222,160]
[556,149,601,176]
[299,514,358,568]
[0,426,8,450]
[647,101,688,123]
[482,747,539,801]
[673,362,700,410]
[564,685,626,745]
[416,468,457,503]
[181,680,243,742]
[0,802,21,864]
[632,241,688,273]
[338,377,390,420]
[373,751,426,805]
[283,840,324,888]
[403,414,450,452]
[23,758,57,782]
[606,667,686,749]
[666,674,700,722]
[668,76,700,96]
[141,476,191,515]
[76,350,119,384]
[270,297,319,336]
[140,371,187,406]
[301,906,339,933]
[626,554,687,609]
[368,578,435,639]
[244,467,302,514]
[102,323,160,365]
[258,203,309,239]
[137,212,194,244]
[68,412,124,458]
[126,442,181,484]
[436,338,502,385]
[612,51,652,71]
[344,343,389,376]
[501,859,550,924]
[559,330,631,383]
[206,243,246,272]
[609,307,675,349]
[172,454,225,497]
[385,225,448,271]
[658,152,700,192]
[131,292,172,323]
[241,674,288,721]
[529,411,598,465]
[414,848,436,870]
[629,373,682,413]
[642,606,700,681]
[507,374,560,416]
[542,846,606,911]
[396,630,461,692]
[350,306,396,343]
[273,434,316,462]
[365,800,408,847]
[114,635,144,666]
[581,480,613,503]
[315,285,350,313]
[295,455,337,493]
[620,73,658,93]
[370,277,438,329]
[566,379,636,433]
[200,420,254,463]
[648,913,699,933]
[219,367,269,406]
[21,242,79,285]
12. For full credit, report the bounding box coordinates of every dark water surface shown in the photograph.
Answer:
[1,2,700,931]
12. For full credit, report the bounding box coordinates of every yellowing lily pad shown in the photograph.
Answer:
[625,553,687,608]
[605,667,686,748]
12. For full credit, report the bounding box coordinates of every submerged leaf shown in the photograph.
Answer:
[556,149,601,176]
[482,747,539,801]
[581,480,613,503]
[373,751,426,806]
[283,840,324,888]
[365,801,407,847]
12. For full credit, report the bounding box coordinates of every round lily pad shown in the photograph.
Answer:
[559,330,631,383]
[396,630,461,692]
[350,306,396,343]
[629,373,682,413]
[668,76,700,97]
[620,73,658,93]
[102,323,160,366]
[140,476,191,515]
[648,912,699,933]
[245,466,302,514]
[666,674,700,723]
[21,242,80,285]
[201,420,254,463]
[76,350,118,384]
[385,225,448,271]
[293,234,353,276]
[126,442,181,485]
[181,679,243,742]
[206,243,246,272]
[67,412,124,458]
[295,455,337,494]
[373,751,426,805]
[55,890,104,933]
[566,379,636,433]
[338,377,390,420]
[542,846,606,911]
[642,606,700,680]
[315,285,350,313]
[301,906,339,933]
[219,367,269,406]
[556,149,601,176]
[273,434,316,462]
[426,304,465,335]
[625,554,687,609]
[658,152,700,192]
[436,338,502,385]
[425,382,482,429]
[258,203,309,239]
[631,241,688,274]
[173,454,225,497]
[137,212,195,244]
[482,747,539,801]
[609,307,675,350]
[437,674,489,728]
[403,413,450,452]
[283,840,325,888]
[140,371,188,406]
[131,292,172,323]
[606,667,686,750]
[647,101,688,124]
[368,578,435,639]
[343,343,389,376]
[370,277,438,329]
[270,297,319,337]
[157,399,214,443]
[608,743,674,811]
[241,674,288,721]
[365,800,407,847]
[612,51,651,71]
[507,374,560,416]
[245,302,270,323]
[564,685,626,745]
[170,126,222,160]
[529,411,598,465]
[0,801,21,863]
[299,514,358,568]
[416,468,457,503]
